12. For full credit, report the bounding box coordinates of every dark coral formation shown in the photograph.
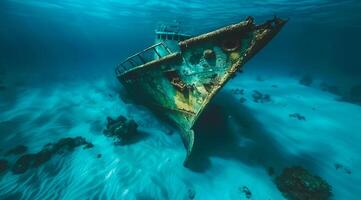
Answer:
[276,166,332,200]
[103,115,138,145]
[0,159,8,174]
[12,137,93,174]
[239,186,252,199]
[289,113,306,121]
[299,75,313,86]
[252,90,271,103]
[5,145,28,156]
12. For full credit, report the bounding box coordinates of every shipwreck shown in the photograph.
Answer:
[115,16,287,165]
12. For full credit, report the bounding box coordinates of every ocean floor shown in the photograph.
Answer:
[0,70,360,200]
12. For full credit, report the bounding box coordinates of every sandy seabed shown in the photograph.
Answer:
[0,70,360,200]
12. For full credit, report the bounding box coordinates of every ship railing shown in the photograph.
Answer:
[116,42,172,76]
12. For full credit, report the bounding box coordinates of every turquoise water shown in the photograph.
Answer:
[1,0,361,199]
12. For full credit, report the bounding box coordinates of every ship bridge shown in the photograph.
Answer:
[116,22,191,76]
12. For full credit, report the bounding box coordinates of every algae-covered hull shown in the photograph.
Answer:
[116,16,287,165]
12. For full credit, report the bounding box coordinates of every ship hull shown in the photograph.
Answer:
[117,17,287,165]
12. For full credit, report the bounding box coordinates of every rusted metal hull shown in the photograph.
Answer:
[117,16,287,165]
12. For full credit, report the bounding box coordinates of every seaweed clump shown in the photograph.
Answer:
[276,166,332,200]
[12,137,93,174]
[103,115,138,145]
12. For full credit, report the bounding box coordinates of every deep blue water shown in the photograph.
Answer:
[1,0,361,199]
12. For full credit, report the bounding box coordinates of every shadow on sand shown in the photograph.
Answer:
[187,90,318,173]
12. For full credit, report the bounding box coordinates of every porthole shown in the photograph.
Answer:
[221,39,240,52]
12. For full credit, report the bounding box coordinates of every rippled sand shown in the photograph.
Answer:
[0,72,360,199]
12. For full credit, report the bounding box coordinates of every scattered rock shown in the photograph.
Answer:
[289,113,306,121]
[239,186,252,199]
[0,159,8,173]
[103,115,139,145]
[276,166,332,200]
[299,75,313,86]
[252,90,271,103]
[12,136,93,174]
[97,154,102,158]
[231,88,244,95]
[334,163,351,175]
[187,188,196,200]
[5,145,28,156]
[272,84,278,88]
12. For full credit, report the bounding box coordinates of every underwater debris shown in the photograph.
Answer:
[103,115,138,145]
[12,136,93,174]
[187,188,196,200]
[239,186,252,199]
[299,75,313,86]
[334,163,352,174]
[5,145,28,156]
[289,113,306,121]
[252,90,271,103]
[276,166,332,200]
[0,159,8,173]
